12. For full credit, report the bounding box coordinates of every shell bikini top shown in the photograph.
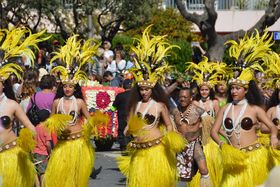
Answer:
[57,96,79,125]
[222,99,254,133]
[199,99,215,117]
[135,99,159,130]
[272,105,280,126]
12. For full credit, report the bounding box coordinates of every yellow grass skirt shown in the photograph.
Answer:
[0,146,35,187]
[220,144,268,187]
[117,131,185,187]
[43,138,94,187]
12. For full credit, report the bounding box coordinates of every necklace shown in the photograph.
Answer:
[58,96,78,125]
[0,93,8,115]
[276,104,280,119]
[222,99,248,147]
[179,104,192,125]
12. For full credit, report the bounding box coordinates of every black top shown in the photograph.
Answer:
[112,90,131,126]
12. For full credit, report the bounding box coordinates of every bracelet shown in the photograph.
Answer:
[271,135,278,138]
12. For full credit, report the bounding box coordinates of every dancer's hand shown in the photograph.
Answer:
[271,136,279,148]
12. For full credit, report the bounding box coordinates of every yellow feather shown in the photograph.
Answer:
[17,128,36,152]
[43,114,72,135]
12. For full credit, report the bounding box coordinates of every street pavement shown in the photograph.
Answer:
[88,142,186,187]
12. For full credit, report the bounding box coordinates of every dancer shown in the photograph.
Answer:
[42,35,107,187]
[0,27,48,186]
[172,88,212,186]
[211,30,279,186]
[117,25,185,187]
[186,57,230,187]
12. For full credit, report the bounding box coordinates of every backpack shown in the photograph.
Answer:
[26,93,41,125]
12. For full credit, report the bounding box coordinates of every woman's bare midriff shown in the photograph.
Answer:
[134,126,163,142]
[227,127,259,148]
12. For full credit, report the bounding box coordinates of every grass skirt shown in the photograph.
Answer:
[220,144,268,187]
[117,131,185,187]
[189,140,222,187]
[0,146,35,187]
[43,138,94,187]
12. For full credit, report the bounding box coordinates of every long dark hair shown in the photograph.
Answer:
[54,83,84,100]
[268,88,279,108]
[2,79,16,101]
[193,85,216,101]
[127,83,170,113]
[227,80,263,106]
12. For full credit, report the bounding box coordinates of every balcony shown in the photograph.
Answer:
[164,0,269,10]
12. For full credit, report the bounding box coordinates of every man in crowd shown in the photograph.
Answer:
[112,79,132,150]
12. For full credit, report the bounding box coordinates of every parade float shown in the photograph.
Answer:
[82,82,124,151]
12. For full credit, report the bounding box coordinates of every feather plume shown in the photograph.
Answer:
[129,25,179,86]
[43,114,72,135]
[127,115,146,136]
[17,128,36,152]
[186,56,232,87]
[225,29,276,84]
[50,35,101,84]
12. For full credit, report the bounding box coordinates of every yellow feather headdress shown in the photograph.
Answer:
[225,29,275,87]
[129,25,179,88]
[0,27,48,81]
[186,56,231,88]
[50,35,101,85]
[263,53,280,89]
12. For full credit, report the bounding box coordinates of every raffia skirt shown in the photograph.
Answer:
[43,136,94,187]
[117,131,186,187]
[220,143,269,187]
[0,146,35,187]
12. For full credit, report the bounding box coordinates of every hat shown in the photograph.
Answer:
[38,68,49,81]
[123,79,132,89]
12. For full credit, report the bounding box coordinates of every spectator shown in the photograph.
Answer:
[114,50,127,77]
[112,79,133,150]
[103,71,121,87]
[27,74,56,112]
[33,109,52,187]
[191,42,209,64]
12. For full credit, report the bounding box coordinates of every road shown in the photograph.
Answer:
[88,143,186,187]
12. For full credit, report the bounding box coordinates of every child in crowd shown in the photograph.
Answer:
[32,109,52,187]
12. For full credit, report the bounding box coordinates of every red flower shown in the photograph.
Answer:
[96,91,111,109]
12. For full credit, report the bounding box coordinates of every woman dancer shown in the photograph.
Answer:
[117,25,185,187]
[0,27,48,187]
[211,30,279,187]
[42,35,106,187]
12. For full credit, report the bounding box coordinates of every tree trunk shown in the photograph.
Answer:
[207,35,227,61]
[175,0,280,61]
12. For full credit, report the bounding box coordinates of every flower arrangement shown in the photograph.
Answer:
[82,86,125,139]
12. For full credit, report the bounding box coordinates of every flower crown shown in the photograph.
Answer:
[129,25,179,88]
[225,29,276,87]
[186,56,230,88]
[50,35,101,85]
[0,27,48,81]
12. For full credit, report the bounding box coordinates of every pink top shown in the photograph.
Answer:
[27,91,55,111]
[33,123,52,155]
